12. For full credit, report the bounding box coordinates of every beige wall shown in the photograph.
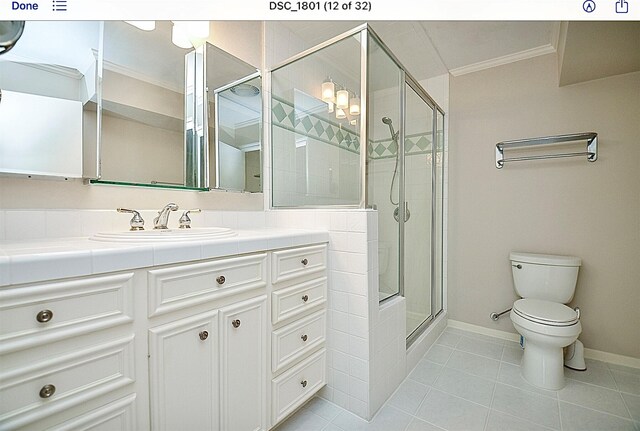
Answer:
[448,53,640,358]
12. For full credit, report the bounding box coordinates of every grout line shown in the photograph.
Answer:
[482,360,502,431]
[558,399,637,422]
[606,365,622,391]
[621,393,637,423]
[557,381,564,431]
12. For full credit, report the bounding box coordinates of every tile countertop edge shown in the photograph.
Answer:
[0,229,329,288]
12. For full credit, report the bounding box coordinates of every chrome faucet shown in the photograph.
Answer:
[153,203,179,230]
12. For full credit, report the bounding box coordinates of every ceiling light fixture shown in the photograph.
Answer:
[321,77,335,103]
[336,89,349,110]
[125,21,156,31]
[349,94,360,116]
[171,21,210,49]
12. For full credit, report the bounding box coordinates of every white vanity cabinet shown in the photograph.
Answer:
[147,253,268,431]
[0,236,328,431]
[148,310,220,431]
[219,296,267,431]
[0,273,138,431]
[269,244,328,427]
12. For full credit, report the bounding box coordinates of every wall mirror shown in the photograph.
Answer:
[91,21,262,192]
[214,73,262,192]
[0,21,100,179]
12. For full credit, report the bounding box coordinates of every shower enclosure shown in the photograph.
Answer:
[270,24,445,345]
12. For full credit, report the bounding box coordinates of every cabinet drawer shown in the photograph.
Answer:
[48,393,136,431]
[0,273,134,355]
[148,253,266,317]
[0,336,135,430]
[271,350,326,425]
[272,277,326,325]
[272,310,326,374]
[271,245,326,285]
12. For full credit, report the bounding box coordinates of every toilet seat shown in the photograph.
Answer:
[512,299,579,327]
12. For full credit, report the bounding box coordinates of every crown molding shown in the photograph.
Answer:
[449,44,557,77]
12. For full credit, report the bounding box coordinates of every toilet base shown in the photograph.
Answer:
[521,341,566,390]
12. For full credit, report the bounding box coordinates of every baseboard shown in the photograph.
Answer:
[447,319,520,343]
[583,348,640,369]
[447,319,640,369]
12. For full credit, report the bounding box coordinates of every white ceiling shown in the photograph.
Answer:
[279,21,640,84]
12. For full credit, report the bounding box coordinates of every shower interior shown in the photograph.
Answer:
[270,24,445,344]
[367,32,445,343]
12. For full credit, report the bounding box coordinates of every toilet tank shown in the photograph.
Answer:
[510,252,581,303]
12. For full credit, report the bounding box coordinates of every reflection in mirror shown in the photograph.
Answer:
[215,74,262,193]
[98,21,193,189]
[0,21,100,178]
[94,23,262,192]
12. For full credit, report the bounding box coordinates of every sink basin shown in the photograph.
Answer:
[91,227,237,243]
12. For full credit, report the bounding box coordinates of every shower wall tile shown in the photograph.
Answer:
[348,294,368,318]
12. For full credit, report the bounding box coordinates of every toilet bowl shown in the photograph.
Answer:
[508,252,582,390]
[510,298,581,390]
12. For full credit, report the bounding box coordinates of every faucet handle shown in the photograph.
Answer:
[117,208,145,231]
[179,209,201,229]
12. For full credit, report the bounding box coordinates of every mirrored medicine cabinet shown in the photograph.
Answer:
[0,21,100,179]
[0,21,263,193]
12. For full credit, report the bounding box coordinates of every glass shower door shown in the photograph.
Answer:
[366,35,402,302]
[404,80,435,340]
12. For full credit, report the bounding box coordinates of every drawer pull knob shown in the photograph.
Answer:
[301,258,308,266]
[301,334,308,342]
[36,309,53,323]
[39,384,56,398]
[300,380,308,388]
[302,295,309,303]
[232,319,241,328]
[199,331,209,341]
[216,276,226,285]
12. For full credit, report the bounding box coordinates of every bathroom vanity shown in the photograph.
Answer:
[0,229,328,430]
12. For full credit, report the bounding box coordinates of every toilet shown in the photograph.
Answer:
[509,252,582,390]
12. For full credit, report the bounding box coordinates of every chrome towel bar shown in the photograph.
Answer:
[496,132,597,169]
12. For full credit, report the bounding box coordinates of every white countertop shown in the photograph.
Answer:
[0,229,329,287]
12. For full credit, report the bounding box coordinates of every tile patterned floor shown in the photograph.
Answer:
[276,328,640,431]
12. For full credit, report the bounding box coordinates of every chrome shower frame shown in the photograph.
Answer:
[268,24,446,346]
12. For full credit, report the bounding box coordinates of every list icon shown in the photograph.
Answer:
[52,0,67,11]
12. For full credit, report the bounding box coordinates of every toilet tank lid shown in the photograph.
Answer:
[510,252,581,267]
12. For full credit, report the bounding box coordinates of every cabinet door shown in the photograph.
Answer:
[219,296,266,431]
[149,311,219,431]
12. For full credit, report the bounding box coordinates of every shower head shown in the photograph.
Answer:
[381,117,398,141]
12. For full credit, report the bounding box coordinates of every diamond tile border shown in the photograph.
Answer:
[272,97,360,154]
[272,97,443,160]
